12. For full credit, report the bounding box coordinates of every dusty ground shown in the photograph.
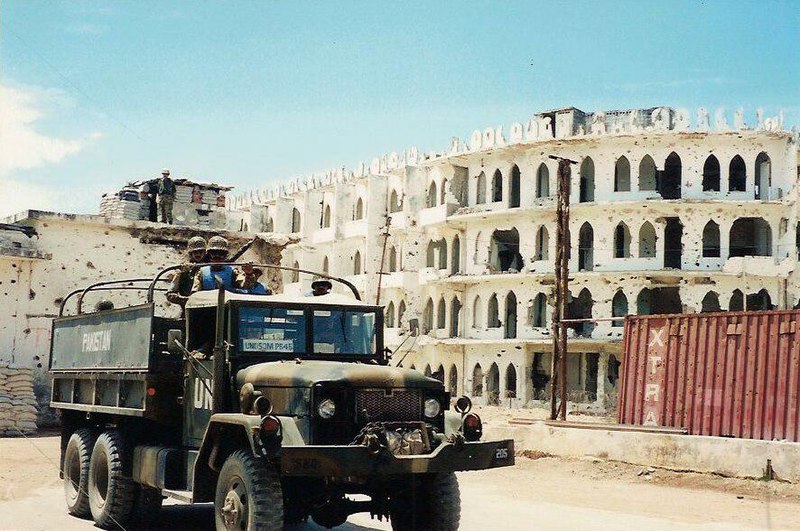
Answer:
[2,433,800,530]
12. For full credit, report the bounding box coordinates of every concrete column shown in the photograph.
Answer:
[597,353,609,407]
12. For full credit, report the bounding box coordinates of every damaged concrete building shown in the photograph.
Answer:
[230,105,800,411]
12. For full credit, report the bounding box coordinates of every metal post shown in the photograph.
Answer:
[376,216,391,305]
[212,278,227,414]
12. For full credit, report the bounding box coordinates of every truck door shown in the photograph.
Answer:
[183,359,214,448]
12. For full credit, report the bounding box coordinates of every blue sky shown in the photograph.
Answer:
[1,1,797,216]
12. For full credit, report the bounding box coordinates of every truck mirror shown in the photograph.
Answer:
[167,329,184,356]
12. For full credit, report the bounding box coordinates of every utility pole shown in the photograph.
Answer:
[549,156,578,421]
[375,216,392,305]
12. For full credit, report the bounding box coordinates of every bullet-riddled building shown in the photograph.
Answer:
[229,105,800,411]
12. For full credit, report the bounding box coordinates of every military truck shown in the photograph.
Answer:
[49,263,515,530]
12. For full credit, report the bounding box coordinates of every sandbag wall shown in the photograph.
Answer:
[0,363,38,436]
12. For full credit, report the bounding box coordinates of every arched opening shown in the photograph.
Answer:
[637,287,682,315]
[530,293,547,328]
[535,226,549,261]
[353,250,362,275]
[389,246,398,272]
[504,291,517,339]
[664,217,683,269]
[448,364,458,395]
[578,222,594,271]
[476,172,486,205]
[639,155,657,191]
[291,261,300,283]
[398,301,406,327]
[389,189,402,213]
[354,197,364,220]
[661,152,682,199]
[505,364,517,398]
[612,290,628,327]
[531,353,549,399]
[489,228,523,272]
[747,289,773,311]
[755,152,771,200]
[579,157,595,202]
[386,301,396,328]
[291,208,302,233]
[426,240,436,268]
[322,256,330,274]
[487,363,500,405]
[472,296,482,329]
[638,221,656,258]
[702,155,721,192]
[451,236,461,274]
[472,364,483,397]
[702,221,721,257]
[487,294,500,328]
[424,364,432,377]
[322,204,332,227]
[492,170,503,202]
[433,364,445,383]
[701,291,721,313]
[730,218,772,257]
[729,289,744,311]
[614,156,631,192]
[509,165,521,208]
[423,298,434,334]
[436,297,446,329]
[614,222,631,258]
[536,163,550,198]
[450,297,462,337]
[566,288,593,338]
[729,155,747,192]
[426,181,438,208]
[437,239,448,270]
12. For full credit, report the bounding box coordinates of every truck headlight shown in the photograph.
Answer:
[317,398,336,419]
[424,398,441,418]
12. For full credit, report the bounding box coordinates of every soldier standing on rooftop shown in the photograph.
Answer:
[158,168,176,224]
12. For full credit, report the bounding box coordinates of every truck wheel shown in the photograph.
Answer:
[389,472,461,531]
[63,428,95,518]
[88,430,135,529]
[215,450,283,531]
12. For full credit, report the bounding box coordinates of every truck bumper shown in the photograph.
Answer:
[279,438,514,476]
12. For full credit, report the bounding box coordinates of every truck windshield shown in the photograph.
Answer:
[238,306,307,354]
[312,309,376,356]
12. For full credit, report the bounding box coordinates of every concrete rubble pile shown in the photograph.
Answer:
[0,363,39,436]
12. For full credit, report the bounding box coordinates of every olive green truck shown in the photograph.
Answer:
[49,266,514,530]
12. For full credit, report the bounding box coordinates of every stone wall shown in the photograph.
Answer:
[0,364,38,436]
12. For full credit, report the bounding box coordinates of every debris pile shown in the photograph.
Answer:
[0,364,38,436]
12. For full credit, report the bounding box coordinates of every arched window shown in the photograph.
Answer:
[637,288,652,315]
[535,226,549,261]
[424,364,432,377]
[472,363,483,397]
[476,172,486,205]
[426,240,436,268]
[578,222,594,271]
[755,152,771,200]
[536,163,550,198]
[389,246,398,272]
[566,288,594,337]
[291,208,302,233]
[505,364,517,398]
[426,181,438,208]
[389,189,402,213]
[322,204,332,227]
[614,222,631,258]
[614,156,631,192]
[702,221,721,257]
[353,251,362,275]
[450,297,461,337]
[492,169,503,202]
[448,364,458,395]
[489,228,522,272]
[579,157,595,202]
[729,289,744,311]
[638,222,656,258]
[701,292,720,313]
[748,289,772,310]
[386,301,396,328]
[437,239,448,270]
[509,165,521,208]
[639,155,656,191]
[729,155,747,192]
[487,363,500,405]
[398,301,406,326]
[487,294,500,328]
[702,155,721,192]
[730,218,772,257]
[291,261,300,283]
[437,297,446,329]
[423,298,434,334]
[451,236,461,274]
[322,256,329,274]
[530,293,547,328]
[434,364,445,383]
[472,295,482,329]
[661,152,681,199]
[612,290,628,327]
[354,197,364,220]
[504,291,517,339]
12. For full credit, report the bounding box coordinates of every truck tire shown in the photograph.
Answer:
[215,450,283,531]
[88,430,135,529]
[63,428,95,518]
[389,472,461,531]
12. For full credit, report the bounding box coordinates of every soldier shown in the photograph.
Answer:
[192,236,237,292]
[238,262,271,295]
[166,236,207,309]
[310,278,332,296]
[158,168,176,224]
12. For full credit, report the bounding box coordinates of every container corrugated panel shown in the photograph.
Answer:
[618,310,800,442]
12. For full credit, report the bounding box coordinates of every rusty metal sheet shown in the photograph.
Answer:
[618,310,800,442]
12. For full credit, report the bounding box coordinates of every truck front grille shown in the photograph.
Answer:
[356,388,422,422]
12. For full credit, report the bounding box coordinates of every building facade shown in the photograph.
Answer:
[231,106,799,410]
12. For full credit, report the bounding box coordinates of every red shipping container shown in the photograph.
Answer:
[618,310,800,442]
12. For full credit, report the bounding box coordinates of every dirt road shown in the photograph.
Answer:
[1,435,800,530]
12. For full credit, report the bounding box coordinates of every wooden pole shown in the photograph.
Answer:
[375,216,391,305]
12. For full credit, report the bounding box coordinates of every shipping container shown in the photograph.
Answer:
[618,310,800,442]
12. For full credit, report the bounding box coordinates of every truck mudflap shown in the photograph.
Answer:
[279,438,514,476]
